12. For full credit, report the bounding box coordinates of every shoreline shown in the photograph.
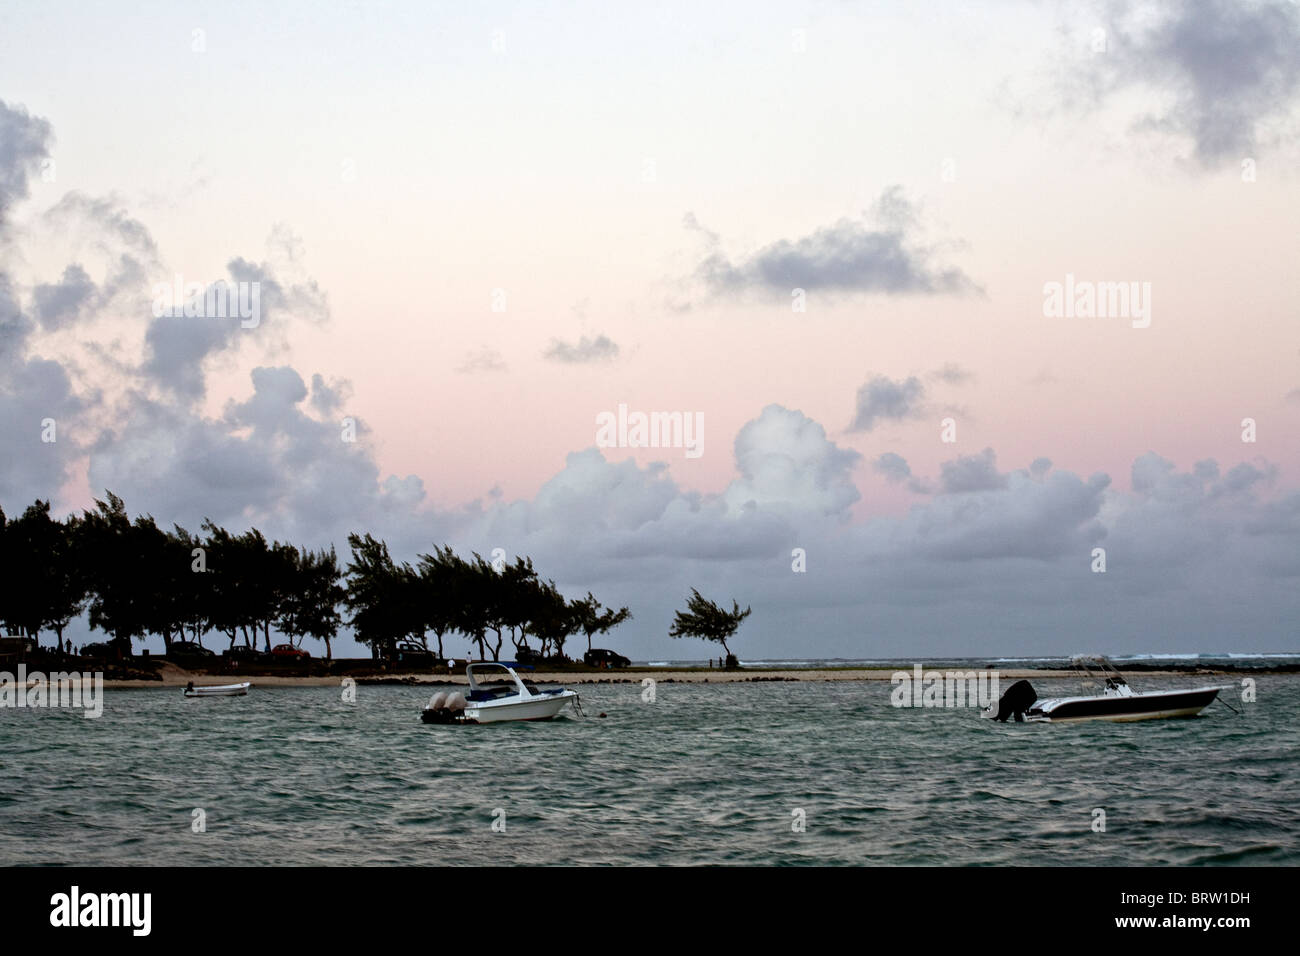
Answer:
[94,665,1271,689]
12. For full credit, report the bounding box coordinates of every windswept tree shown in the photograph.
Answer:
[500,557,542,655]
[0,501,87,648]
[201,519,246,649]
[453,553,495,661]
[572,592,632,653]
[172,524,210,644]
[344,532,408,658]
[133,513,183,649]
[80,493,149,654]
[668,588,751,662]
[525,579,572,658]
[279,546,344,658]
[415,545,463,659]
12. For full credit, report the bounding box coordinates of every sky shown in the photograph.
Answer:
[1,0,1298,660]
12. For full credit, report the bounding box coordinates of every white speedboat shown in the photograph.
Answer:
[421,662,579,724]
[983,655,1227,723]
[183,681,250,698]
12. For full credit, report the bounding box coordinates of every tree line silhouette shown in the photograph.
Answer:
[0,493,631,662]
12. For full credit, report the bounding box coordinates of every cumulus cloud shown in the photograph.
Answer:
[939,448,1008,494]
[140,253,331,402]
[723,405,861,519]
[685,187,980,300]
[874,452,913,483]
[32,264,96,330]
[1061,0,1300,165]
[874,451,932,494]
[849,374,925,432]
[0,103,87,503]
[86,364,430,547]
[3,100,1298,661]
[544,334,619,364]
[309,373,351,417]
[0,100,52,220]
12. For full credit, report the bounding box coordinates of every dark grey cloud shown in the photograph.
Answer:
[849,374,925,432]
[939,448,1008,494]
[875,451,932,494]
[686,187,980,299]
[544,334,619,364]
[874,452,913,483]
[140,255,331,402]
[87,365,426,548]
[0,103,86,504]
[0,100,52,221]
[1068,0,1300,164]
[32,264,98,331]
[141,304,242,401]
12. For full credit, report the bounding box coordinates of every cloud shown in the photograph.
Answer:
[875,451,932,494]
[31,264,97,331]
[0,103,87,503]
[457,347,507,373]
[723,404,862,519]
[544,334,619,364]
[874,452,913,483]
[86,365,427,547]
[849,374,925,432]
[140,253,331,402]
[3,100,1299,662]
[1063,0,1300,165]
[685,187,980,300]
[930,362,974,385]
[939,448,1008,494]
[0,100,52,221]
[43,192,159,261]
[309,373,350,417]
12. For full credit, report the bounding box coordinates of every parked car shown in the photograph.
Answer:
[222,645,267,661]
[168,641,215,659]
[584,648,631,669]
[515,646,542,666]
[392,642,434,665]
[79,641,114,658]
[270,643,311,660]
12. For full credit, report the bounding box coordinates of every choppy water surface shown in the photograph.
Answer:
[2,675,1297,865]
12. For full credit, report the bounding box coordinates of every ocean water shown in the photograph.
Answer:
[2,674,1297,865]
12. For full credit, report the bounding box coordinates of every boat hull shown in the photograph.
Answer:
[465,691,577,723]
[183,682,250,697]
[1027,685,1223,723]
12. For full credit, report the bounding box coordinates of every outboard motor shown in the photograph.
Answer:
[989,679,1037,722]
[421,690,469,724]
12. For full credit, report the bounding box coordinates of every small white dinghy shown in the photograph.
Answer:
[183,682,250,698]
